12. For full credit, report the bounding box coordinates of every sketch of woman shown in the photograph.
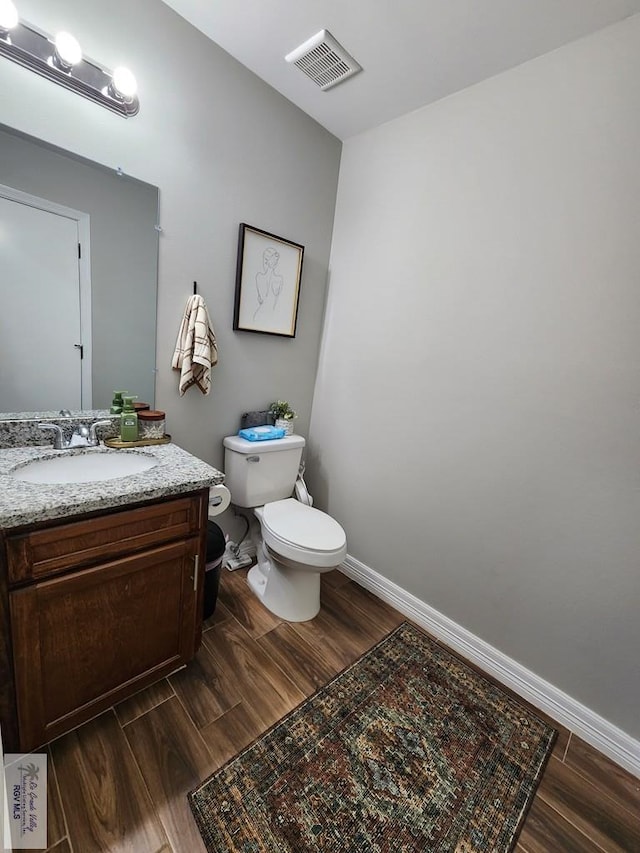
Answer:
[254,246,284,319]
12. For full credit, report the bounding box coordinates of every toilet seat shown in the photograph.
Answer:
[259,499,347,568]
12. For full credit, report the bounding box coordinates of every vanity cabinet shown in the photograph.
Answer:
[1,490,208,752]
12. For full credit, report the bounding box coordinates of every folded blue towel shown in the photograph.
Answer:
[238,425,286,441]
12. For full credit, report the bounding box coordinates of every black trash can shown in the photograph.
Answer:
[203,521,226,620]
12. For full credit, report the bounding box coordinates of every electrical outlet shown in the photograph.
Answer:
[225,553,253,571]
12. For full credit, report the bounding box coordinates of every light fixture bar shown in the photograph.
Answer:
[0,16,139,117]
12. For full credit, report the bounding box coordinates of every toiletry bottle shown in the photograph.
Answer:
[120,396,138,442]
[110,390,126,415]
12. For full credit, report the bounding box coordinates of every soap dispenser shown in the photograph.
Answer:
[120,396,138,442]
[110,390,126,415]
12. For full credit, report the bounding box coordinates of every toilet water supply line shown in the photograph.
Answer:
[225,510,252,571]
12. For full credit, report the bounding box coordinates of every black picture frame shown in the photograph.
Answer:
[233,223,304,337]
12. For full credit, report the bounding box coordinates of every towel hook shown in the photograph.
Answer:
[193,281,198,295]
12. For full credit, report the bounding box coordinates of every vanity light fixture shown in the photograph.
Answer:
[0,3,139,117]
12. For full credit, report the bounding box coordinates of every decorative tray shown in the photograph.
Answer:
[104,434,172,449]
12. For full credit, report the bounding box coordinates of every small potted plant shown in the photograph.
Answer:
[269,400,297,435]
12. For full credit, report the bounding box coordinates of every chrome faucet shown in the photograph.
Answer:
[89,420,112,446]
[38,420,112,449]
[37,423,66,449]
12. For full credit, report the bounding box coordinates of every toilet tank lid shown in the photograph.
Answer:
[223,434,305,454]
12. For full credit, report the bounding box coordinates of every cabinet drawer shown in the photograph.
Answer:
[6,493,204,584]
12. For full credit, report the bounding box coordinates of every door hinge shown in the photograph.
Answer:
[74,343,84,360]
[78,243,81,259]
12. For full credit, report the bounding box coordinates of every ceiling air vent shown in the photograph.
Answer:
[285,29,362,91]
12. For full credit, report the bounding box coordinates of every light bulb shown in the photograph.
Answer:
[54,31,82,68]
[0,0,18,32]
[111,66,137,100]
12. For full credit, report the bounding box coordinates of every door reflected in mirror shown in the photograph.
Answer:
[0,124,159,415]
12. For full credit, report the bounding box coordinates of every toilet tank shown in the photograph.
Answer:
[223,434,305,507]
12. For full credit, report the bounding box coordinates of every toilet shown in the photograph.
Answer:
[223,434,347,622]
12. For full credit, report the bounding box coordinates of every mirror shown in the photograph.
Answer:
[0,123,159,415]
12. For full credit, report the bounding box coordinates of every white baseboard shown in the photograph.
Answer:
[341,554,640,779]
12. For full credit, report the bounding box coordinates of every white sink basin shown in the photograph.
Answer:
[10,452,157,484]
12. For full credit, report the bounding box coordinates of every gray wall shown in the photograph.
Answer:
[0,126,159,409]
[0,0,341,469]
[310,16,640,739]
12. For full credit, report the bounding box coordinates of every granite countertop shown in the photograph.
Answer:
[0,411,119,449]
[0,443,224,529]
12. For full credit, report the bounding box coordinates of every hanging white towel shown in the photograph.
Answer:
[172,294,218,395]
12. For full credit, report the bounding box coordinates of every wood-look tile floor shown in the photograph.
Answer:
[32,569,639,853]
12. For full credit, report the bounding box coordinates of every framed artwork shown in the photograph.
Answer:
[233,223,304,337]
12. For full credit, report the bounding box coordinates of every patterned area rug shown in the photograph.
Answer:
[189,622,556,852]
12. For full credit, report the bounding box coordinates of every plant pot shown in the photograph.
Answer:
[275,417,294,435]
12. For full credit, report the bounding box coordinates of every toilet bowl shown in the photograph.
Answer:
[223,434,347,622]
[246,499,347,621]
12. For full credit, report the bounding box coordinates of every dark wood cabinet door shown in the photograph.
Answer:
[10,539,200,751]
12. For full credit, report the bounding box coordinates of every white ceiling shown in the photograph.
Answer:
[163,0,640,140]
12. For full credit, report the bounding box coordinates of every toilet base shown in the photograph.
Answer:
[247,558,321,623]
